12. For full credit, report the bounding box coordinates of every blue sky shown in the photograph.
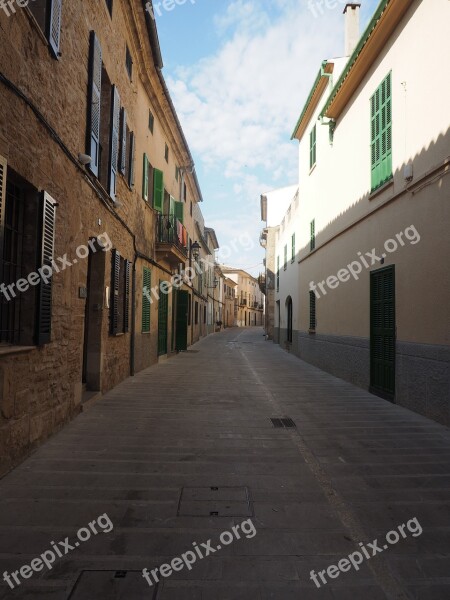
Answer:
[155,0,379,275]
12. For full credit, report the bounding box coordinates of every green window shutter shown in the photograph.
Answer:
[291,233,295,262]
[128,132,135,188]
[284,245,287,270]
[310,220,315,251]
[142,267,151,333]
[309,291,316,331]
[142,153,149,201]
[310,124,316,169]
[153,168,164,213]
[174,200,184,224]
[371,72,392,190]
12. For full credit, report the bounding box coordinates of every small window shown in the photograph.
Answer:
[110,251,130,335]
[104,0,113,15]
[125,45,133,80]
[148,110,154,134]
[190,201,192,216]
[183,182,187,202]
[283,245,287,270]
[28,0,62,58]
[309,124,317,170]
[175,166,179,182]
[291,233,295,262]
[309,291,316,332]
[195,301,199,325]
[164,144,169,163]
[310,220,315,252]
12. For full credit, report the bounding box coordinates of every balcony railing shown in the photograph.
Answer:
[156,214,188,267]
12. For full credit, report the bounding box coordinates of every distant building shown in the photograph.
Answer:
[221,268,264,327]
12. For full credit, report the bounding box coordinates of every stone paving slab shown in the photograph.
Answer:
[0,327,449,599]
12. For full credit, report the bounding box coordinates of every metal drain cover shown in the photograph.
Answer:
[177,486,253,517]
[270,417,296,428]
[68,571,158,599]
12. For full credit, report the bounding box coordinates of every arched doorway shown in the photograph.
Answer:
[286,296,293,343]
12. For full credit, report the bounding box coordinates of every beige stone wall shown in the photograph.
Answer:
[0,0,210,475]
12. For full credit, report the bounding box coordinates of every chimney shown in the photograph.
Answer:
[344,4,361,56]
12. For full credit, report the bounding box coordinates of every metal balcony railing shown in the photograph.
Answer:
[156,214,188,257]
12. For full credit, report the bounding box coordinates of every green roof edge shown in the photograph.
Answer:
[290,61,328,140]
[320,0,390,118]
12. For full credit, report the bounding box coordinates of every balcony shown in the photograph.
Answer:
[156,214,188,268]
[253,301,259,308]
[240,299,247,306]
[258,273,266,295]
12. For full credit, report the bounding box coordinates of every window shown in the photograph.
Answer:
[175,166,179,182]
[86,32,120,200]
[204,305,206,324]
[104,0,113,15]
[110,250,130,335]
[128,132,135,187]
[283,245,287,270]
[291,233,295,262]
[309,291,316,332]
[142,154,155,205]
[125,45,133,80]
[28,0,62,58]
[190,201,193,216]
[194,301,199,325]
[309,123,317,170]
[164,144,169,163]
[276,256,280,292]
[142,267,151,333]
[148,110,154,133]
[0,157,57,346]
[371,72,392,191]
[310,220,315,252]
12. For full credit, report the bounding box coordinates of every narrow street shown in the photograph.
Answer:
[0,328,449,600]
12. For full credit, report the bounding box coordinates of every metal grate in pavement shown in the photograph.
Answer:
[177,486,253,517]
[270,417,296,428]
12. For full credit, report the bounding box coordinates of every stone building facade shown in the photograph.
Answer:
[0,0,220,475]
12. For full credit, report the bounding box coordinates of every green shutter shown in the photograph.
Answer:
[142,267,151,333]
[310,220,315,251]
[153,168,164,213]
[174,200,184,224]
[310,124,316,169]
[291,233,295,262]
[284,245,287,270]
[142,153,148,201]
[309,291,316,331]
[276,256,280,292]
[371,72,392,191]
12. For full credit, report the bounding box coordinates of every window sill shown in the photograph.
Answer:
[0,345,36,357]
[369,178,393,200]
[308,329,316,335]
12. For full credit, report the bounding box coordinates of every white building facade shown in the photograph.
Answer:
[270,0,450,425]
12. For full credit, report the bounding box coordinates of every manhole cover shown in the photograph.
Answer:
[270,417,296,428]
[177,486,253,517]
[67,571,158,599]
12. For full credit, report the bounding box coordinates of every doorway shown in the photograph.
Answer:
[82,238,106,391]
[286,296,293,343]
[175,290,189,351]
[158,280,169,356]
[370,266,395,400]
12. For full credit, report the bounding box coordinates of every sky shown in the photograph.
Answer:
[155,0,379,276]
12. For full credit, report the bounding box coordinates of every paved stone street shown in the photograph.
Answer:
[0,328,449,600]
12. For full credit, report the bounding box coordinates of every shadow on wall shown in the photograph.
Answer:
[276,128,450,426]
